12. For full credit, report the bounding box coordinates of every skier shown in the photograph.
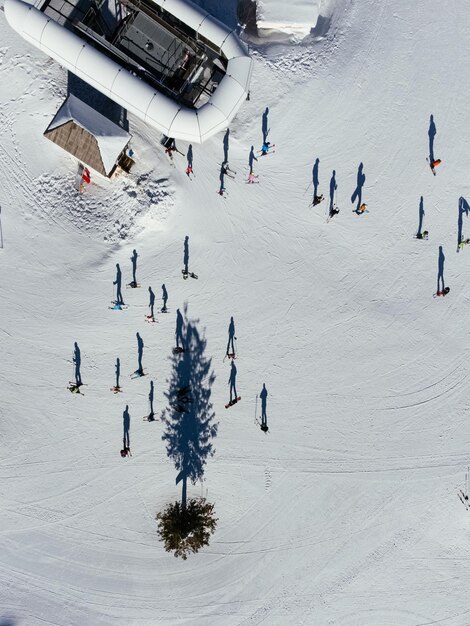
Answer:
[260,141,274,156]
[247,170,259,184]
[329,205,340,220]
[164,137,176,159]
[161,283,168,312]
[356,203,367,214]
[221,162,236,179]
[130,249,138,287]
[313,194,324,206]
[416,230,429,240]
[458,238,470,250]
[113,263,124,306]
[148,286,155,319]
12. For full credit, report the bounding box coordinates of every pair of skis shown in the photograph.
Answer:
[182,269,198,280]
[68,382,85,394]
[109,301,128,310]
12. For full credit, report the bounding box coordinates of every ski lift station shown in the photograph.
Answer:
[4,0,253,144]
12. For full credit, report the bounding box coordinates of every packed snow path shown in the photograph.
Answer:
[1,1,470,624]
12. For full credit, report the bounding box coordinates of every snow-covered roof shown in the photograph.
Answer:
[45,95,131,176]
[257,0,319,38]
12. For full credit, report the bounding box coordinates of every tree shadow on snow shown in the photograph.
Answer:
[161,305,218,508]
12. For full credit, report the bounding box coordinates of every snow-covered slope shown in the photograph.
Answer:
[2,1,470,624]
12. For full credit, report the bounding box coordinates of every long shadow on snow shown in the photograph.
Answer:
[428,114,436,164]
[161,307,218,508]
[457,197,470,250]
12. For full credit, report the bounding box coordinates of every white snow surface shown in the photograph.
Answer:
[2,1,470,625]
[47,94,131,175]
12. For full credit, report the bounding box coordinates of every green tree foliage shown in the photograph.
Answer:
[156,498,218,559]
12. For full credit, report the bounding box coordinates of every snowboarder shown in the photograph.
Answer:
[429,158,442,175]
[113,263,124,306]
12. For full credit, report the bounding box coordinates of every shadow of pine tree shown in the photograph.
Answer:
[158,308,218,558]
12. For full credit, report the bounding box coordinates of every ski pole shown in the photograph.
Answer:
[303,180,312,197]
[0,204,3,249]
[254,394,258,424]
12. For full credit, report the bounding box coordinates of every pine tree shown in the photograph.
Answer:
[157,307,218,557]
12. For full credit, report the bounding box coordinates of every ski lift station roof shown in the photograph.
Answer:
[4,0,253,143]
[44,94,131,176]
